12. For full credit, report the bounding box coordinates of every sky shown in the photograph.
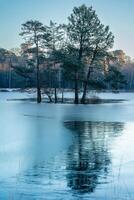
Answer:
[0,0,134,58]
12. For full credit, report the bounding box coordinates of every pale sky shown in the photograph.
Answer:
[0,0,133,58]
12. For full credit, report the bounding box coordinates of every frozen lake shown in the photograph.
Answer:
[0,91,134,199]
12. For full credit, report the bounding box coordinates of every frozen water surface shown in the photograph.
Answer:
[0,91,134,199]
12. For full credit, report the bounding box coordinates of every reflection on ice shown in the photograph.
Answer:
[65,121,124,193]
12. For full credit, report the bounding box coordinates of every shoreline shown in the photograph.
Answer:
[6,97,126,104]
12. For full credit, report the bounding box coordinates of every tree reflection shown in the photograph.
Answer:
[64,121,124,193]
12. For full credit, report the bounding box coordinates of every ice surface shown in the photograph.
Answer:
[0,91,134,199]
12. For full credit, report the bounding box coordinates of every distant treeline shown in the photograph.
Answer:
[0,48,133,90]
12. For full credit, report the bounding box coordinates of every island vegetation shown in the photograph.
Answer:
[0,4,133,104]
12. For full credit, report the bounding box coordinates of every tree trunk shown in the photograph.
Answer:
[61,88,64,103]
[74,71,79,104]
[37,65,41,103]
[48,94,53,103]
[8,58,12,89]
[81,69,91,104]
[74,38,83,104]
[36,50,41,103]
[35,39,42,104]
[81,47,97,104]
[54,87,57,103]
